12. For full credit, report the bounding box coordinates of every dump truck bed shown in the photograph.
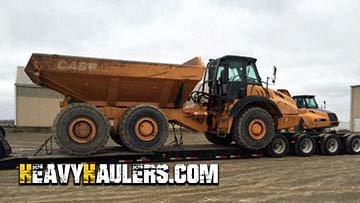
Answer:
[25,54,205,108]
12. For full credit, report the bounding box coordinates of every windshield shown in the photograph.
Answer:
[294,97,318,109]
[305,98,318,108]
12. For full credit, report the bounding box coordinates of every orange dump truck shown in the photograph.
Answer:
[24,54,360,157]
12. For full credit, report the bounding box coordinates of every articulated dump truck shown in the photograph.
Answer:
[24,53,360,158]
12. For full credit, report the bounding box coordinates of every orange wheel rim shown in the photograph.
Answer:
[135,117,158,142]
[69,117,97,144]
[248,119,267,140]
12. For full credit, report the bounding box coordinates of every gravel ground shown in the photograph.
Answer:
[0,130,360,203]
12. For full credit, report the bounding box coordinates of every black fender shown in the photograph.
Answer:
[0,126,5,137]
[230,96,283,118]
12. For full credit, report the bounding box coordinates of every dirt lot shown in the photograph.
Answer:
[1,130,360,203]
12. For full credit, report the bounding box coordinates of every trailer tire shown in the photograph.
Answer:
[345,134,360,154]
[266,134,289,157]
[110,129,123,146]
[204,132,233,146]
[232,107,274,150]
[294,134,316,156]
[53,103,109,155]
[320,134,341,156]
[119,104,168,152]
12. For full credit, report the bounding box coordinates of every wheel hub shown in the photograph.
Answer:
[69,117,97,144]
[300,138,313,153]
[248,119,266,140]
[352,138,360,152]
[326,138,338,153]
[135,117,158,142]
[273,138,286,154]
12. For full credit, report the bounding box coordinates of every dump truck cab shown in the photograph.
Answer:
[293,95,339,132]
[207,56,260,101]
[200,55,299,129]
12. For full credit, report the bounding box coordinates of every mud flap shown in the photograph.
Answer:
[0,134,12,158]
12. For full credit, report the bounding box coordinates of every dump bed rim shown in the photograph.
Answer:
[30,53,204,68]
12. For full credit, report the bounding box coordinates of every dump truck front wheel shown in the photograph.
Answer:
[119,104,168,152]
[53,103,109,155]
[204,132,233,146]
[232,107,274,150]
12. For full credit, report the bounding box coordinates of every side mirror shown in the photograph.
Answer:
[272,65,277,83]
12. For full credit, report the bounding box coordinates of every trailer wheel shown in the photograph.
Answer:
[119,104,168,152]
[320,134,341,156]
[232,107,274,150]
[53,103,109,155]
[204,132,233,146]
[345,134,360,154]
[294,134,316,156]
[266,134,289,157]
[110,129,123,146]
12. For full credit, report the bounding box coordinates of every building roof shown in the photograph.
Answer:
[351,85,360,88]
[15,66,39,87]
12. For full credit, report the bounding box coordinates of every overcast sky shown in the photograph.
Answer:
[1,0,359,123]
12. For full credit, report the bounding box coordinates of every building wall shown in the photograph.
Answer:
[16,85,63,127]
[351,86,360,132]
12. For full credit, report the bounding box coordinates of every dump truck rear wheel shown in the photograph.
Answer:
[204,132,233,146]
[266,134,289,157]
[110,129,123,146]
[53,103,109,155]
[345,134,360,154]
[119,104,168,152]
[232,107,274,150]
[294,134,316,156]
[320,134,341,156]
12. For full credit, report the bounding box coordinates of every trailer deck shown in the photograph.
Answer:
[0,144,262,170]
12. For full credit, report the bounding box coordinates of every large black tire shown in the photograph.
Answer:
[320,134,341,156]
[110,129,123,146]
[119,104,168,152]
[294,134,316,156]
[204,132,233,146]
[53,103,109,155]
[231,107,274,150]
[266,134,289,157]
[0,132,11,158]
[345,134,360,154]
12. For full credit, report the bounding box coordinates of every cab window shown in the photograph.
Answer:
[305,98,318,108]
[216,65,226,84]
[246,64,260,84]
[228,61,244,82]
[295,98,306,108]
